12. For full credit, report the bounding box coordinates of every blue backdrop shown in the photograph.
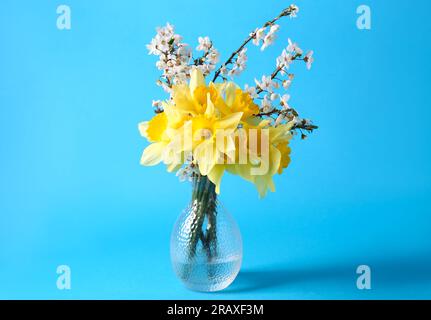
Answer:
[1,0,430,299]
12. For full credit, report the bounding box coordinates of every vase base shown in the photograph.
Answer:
[173,256,241,292]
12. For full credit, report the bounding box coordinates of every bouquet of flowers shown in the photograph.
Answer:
[139,4,317,291]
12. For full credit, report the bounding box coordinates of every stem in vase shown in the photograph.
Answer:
[187,175,218,263]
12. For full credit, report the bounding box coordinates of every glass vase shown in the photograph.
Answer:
[170,174,243,292]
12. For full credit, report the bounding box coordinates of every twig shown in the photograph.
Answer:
[256,55,302,94]
[212,6,297,82]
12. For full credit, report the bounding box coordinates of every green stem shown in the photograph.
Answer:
[187,176,207,259]
[187,175,218,262]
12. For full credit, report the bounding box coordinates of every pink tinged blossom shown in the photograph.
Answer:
[196,36,212,51]
[146,38,159,55]
[244,84,258,99]
[152,100,162,107]
[276,49,292,68]
[220,65,228,76]
[270,93,279,101]
[255,75,274,91]
[280,94,291,108]
[261,95,273,113]
[282,79,292,89]
[286,38,303,55]
[251,28,266,46]
[289,4,299,18]
[305,50,314,70]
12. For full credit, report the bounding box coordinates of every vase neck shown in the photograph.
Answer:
[191,175,216,202]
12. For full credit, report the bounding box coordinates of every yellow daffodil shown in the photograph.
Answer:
[217,82,260,120]
[189,94,243,188]
[139,103,189,171]
[139,67,294,197]
[139,112,169,166]
[171,68,220,116]
[227,121,293,198]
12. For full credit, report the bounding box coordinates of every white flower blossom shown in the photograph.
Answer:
[207,48,220,64]
[286,38,303,55]
[156,59,167,70]
[237,48,247,65]
[227,69,236,77]
[146,38,159,55]
[270,93,279,101]
[305,50,314,70]
[152,100,162,108]
[289,4,299,18]
[292,116,304,127]
[261,95,274,113]
[244,84,258,99]
[155,23,174,41]
[155,34,171,52]
[177,45,192,63]
[260,24,280,51]
[269,24,280,34]
[260,26,278,51]
[172,34,183,45]
[276,49,293,68]
[220,65,228,76]
[147,23,198,87]
[251,28,266,46]
[255,75,274,91]
[176,163,200,182]
[228,48,247,77]
[196,36,212,51]
[280,94,291,109]
[282,79,292,89]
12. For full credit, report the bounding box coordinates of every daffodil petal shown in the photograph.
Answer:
[225,82,237,106]
[270,124,293,144]
[194,140,216,176]
[269,146,282,176]
[205,93,215,118]
[208,165,225,194]
[138,121,149,138]
[215,112,243,131]
[215,131,236,155]
[254,176,267,198]
[172,84,197,115]
[190,68,205,97]
[167,162,182,173]
[268,178,276,192]
[232,164,254,182]
[140,142,166,166]
[168,121,192,152]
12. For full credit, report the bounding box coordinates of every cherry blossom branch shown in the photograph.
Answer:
[254,55,304,95]
[251,47,316,136]
[212,5,298,82]
[293,122,318,132]
[256,104,318,131]
[193,43,213,66]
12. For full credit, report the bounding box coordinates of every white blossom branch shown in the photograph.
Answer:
[212,5,299,82]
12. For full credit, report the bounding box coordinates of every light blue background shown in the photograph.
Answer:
[1,0,430,299]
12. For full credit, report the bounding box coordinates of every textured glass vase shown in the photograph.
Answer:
[170,175,242,292]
